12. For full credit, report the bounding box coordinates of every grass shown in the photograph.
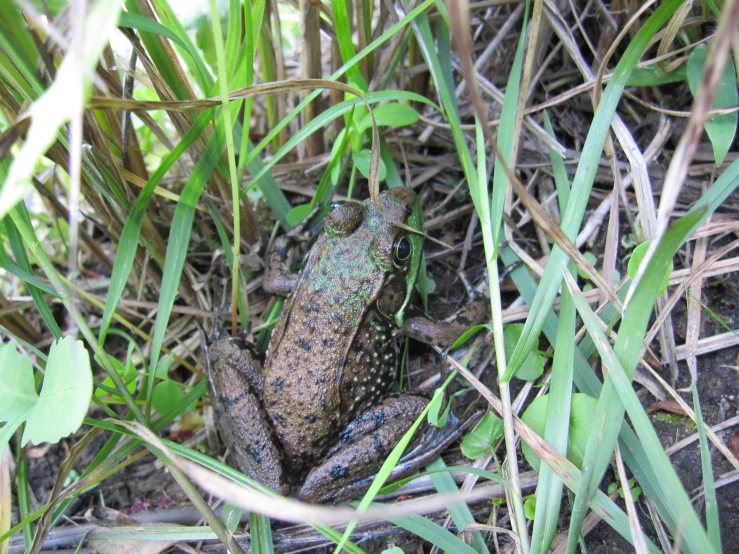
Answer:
[1,0,739,553]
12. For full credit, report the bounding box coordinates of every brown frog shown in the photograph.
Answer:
[207,188,486,503]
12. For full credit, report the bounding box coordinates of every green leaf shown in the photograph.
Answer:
[118,12,190,53]
[353,149,387,182]
[155,354,175,380]
[461,412,503,459]
[524,496,537,520]
[503,324,544,380]
[152,381,185,415]
[381,548,405,554]
[576,252,598,280]
[627,241,672,295]
[286,204,313,227]
[358,103,420,134]
[426,388,450,427]
[95,354,137,397]
[687,45,738,165]
[520,393,598,472]
[626,64,686,87]
[0,343,37,445]
[0,338,92,448]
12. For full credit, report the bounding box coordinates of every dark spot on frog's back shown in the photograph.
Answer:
[271,379,285,392]
[307,414,318,423]
[329,464,349,479]
[323,338,334,347]
[300,340,312,352]
[273,413,286,426]
[372,432,389,456]
[335,313,343,323]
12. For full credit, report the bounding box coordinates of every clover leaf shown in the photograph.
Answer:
[0,337,93,448]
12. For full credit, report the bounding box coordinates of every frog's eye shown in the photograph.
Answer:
[393,236,412,265]
[330,201,344,211]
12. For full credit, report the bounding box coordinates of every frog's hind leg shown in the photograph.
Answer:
[206,336,289,496]
[297,395,475,504]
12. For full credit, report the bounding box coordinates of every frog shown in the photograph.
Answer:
[206,187,487,503]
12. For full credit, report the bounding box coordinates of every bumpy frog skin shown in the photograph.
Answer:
[207,188,482,503]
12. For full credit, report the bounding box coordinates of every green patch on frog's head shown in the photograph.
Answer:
[371,188,424,327]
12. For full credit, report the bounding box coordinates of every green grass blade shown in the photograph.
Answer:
[387,513,479,554]
[499,246,676,531]
[530,114,574,554]
[118,11,192,53]
[144,117,228,423]
[123,0,189,100]
[151,0,214,93]
[0,235,58,297]
[692,389,720,551]
[503,0,687,381]
[427,457,490,554]
[566,207,707,553]
[4,210,62,339]
[98,108,215,345]
[249,512,274,554]
[566,266,714,554]
[331,0,362,83]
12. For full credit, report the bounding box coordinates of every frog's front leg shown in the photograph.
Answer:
[297,395,473,503]
[207,336,289,495]
[401,300,489,347]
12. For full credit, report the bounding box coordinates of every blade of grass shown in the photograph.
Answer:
[692,389,720,551]
[144,115,227,424]
[564,267,714,554]
[565,207,709,553]
[388,513,479,554]
[98,107,215,345]
[426,457,490,554]
[0,233,59,297]
[150,0,215,94]
[3,212,62,339]
[249,512,275,554]
[208,0,243,337]
[504,0,687,381]
[529,113,574,554]
[331,0,362,84]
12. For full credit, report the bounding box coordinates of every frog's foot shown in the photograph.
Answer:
[401,300,489,348]
[297,395,475,504]
[207,337,289,496]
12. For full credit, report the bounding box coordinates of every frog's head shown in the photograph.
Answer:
[322,187,424,327]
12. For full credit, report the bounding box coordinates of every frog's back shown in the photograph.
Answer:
[263,222,387,468]
[263,190,422,474]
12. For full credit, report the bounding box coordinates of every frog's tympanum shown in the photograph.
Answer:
[207,188,483,503]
